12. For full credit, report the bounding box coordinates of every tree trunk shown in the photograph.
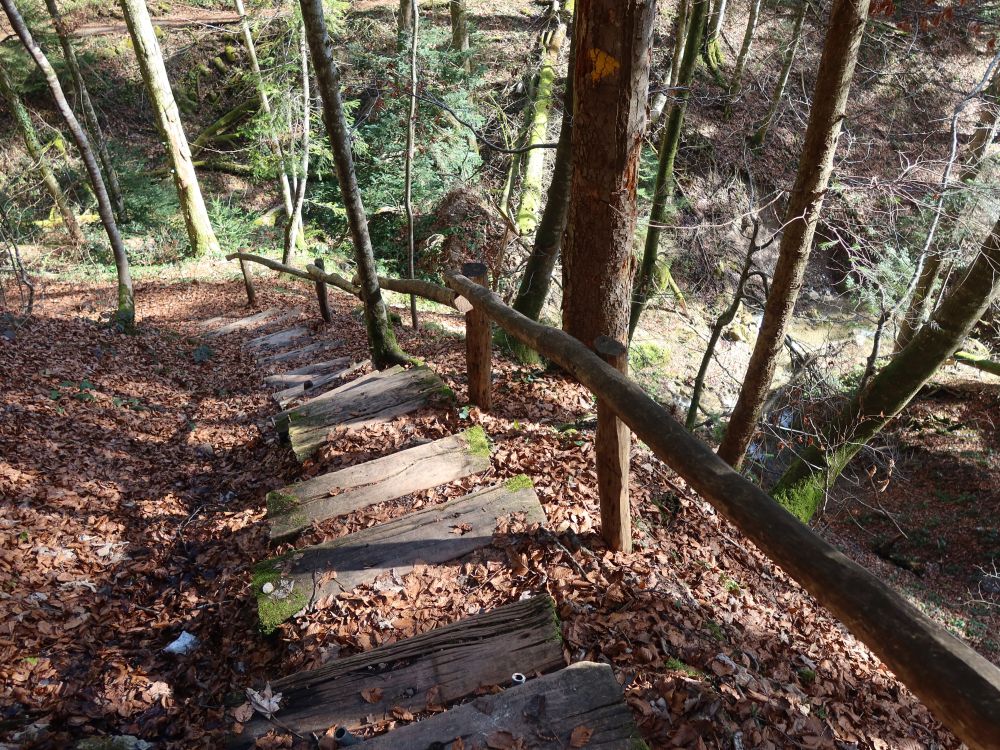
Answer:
[2,0,134,327]
[404,0,419,329]
[450,0,470,72]
[44,0,127,223]
[284,24,310,259]
[562,0,656,551]
[0,60,85,247]
[300,0,409,368]
[726,0,763,109]
[628,0,707,340]
[668,0,690,91]
[234,0,300,260]
[703,0,728,83]
[774,217,1000,521]
[749,0,807,147]
[506,17,577,363]
[398,0,413,41]
[962,65,1000,182]
[120,0,220,256]
[719,0,870,468]
[515,24,566,235]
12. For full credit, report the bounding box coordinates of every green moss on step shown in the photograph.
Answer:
[265,490,300,517]
[437,384,456,401]
[505,474,533,492]
[252,557,308,634]
[463,425,491,458]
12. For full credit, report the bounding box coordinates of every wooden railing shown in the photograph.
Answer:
[230,252,1000,747]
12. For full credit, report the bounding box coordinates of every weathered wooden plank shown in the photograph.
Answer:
[254,479,544,630]
[203,307,282,338]
[271,362,358,407]
[263,357,351,390]
[266,427,492,542]
[361,661,646,750]
[257,339,344,367]
[272,365,397,434]
[285,366,448,459]
[229,596,564,748]
[245,326,310,353]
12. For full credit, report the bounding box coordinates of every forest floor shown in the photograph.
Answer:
[1,274,997,749]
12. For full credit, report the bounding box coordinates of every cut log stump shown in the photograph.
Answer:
[254,478,544,630]
[257,339,344,367]
[280,365,450,460]
[266,427,492,542]
[229,595,564,747]
[245,326,310,353]
[202,307,284,338]
[361,661,646,749]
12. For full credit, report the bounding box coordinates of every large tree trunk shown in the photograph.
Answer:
[2,0,134,327]
[44,0,127,223]
[0,59,85,247]
[726,0,763,109]
[449,0,470,73]
[507,17,578,359]
[233,0,301,261]
[719,0,870,468]
[120,0,220,256]
[774,217,1000,520]
[628,0,707,340]
[300,0,409,368]
[749,0,807,147]
[515,24,566,235]
[562,0,656,551]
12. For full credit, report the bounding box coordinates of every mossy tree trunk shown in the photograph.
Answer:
[773,217,1000,521]
[2,0,134,327]
[233,0,301,261]
[749,0,807,148]
[515,24,566,235]
[300,0,409,368]
[44,0,127,223]
[562,0,656,551]
[450,0,470,73]
[726,0,763,111]
[0,59,85,247]
[120,0,220,256]
[628,0,706,340]
[718,0,870,469]
[505,19,577,364]
[703,0,728,83]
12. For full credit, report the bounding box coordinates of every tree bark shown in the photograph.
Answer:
[668,0,690,91]
[300,0,409,368]
[398,0,413,41]
[284,24,310,259]
[449,0,470,73]
[562,0,656,551]
[628,0,707,340]
[703,0,728,82]
[719,0,870,468]
[506,18,577,363]
[404,0,419,329]
[2,0,134,327]
[749,0,807,147]
[726,0,763,109]
[0,59,85,247]
[774,216,1000,520]
[234,0,300,260]
[44,0,127,223]
[120,0,220,256]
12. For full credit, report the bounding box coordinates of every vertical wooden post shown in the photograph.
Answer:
[238,253,257,308]
[314,257,332,323]
[594,335,631,552]
[462,262,492,411]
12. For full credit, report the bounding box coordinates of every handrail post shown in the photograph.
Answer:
[594,335,631,552]
[314,257,332,323]
[462,262,492,411]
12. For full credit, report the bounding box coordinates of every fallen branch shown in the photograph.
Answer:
[954,350,1000,376]
[226,252,358,296]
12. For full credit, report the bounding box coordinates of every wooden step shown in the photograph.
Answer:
[359,661,646,750]
[266,428,492,542]
[254,478,544,630]
[271,360,361,408]
[203,307,283,338]
[283,366,449,460]
[262,358,353,389]
[245,326,310,353]
[257,339,344,366]
[229,595,564,748]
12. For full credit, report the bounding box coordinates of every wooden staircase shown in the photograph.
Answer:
[202,308,647,749]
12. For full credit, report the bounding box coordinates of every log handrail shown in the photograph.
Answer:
[444,271,1000,750]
